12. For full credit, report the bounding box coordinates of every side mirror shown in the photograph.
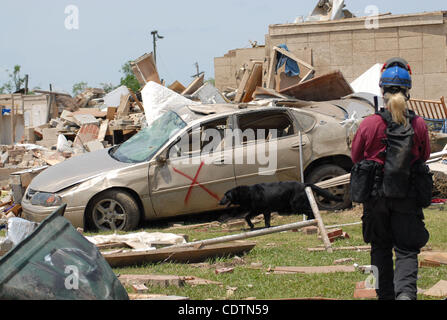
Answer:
[156,155,167,165]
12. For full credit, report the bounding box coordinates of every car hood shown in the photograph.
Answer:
[29,148,134,193]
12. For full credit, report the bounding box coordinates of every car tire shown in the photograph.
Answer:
[86,190,140,232]
[307,164,351,211]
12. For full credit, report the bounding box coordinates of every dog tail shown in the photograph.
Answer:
[307,184,343,202]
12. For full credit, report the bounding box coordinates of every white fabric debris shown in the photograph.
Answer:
[6,217,39,246]
[350,63,383,97]
[85,232,186,252]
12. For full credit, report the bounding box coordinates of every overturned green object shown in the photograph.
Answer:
[0,204,129,300]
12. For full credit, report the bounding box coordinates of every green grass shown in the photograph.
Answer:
[107,205,447,300]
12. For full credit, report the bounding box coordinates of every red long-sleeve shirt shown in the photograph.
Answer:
[351,114,431,165]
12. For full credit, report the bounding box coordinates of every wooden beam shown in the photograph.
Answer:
[128,89,143,111]
[266,49,277,89]
[273,46,314,71]
[33,90,72,97]
[305,187,333,253]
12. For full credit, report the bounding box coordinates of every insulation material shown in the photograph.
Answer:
[103,86,130,108]
[86,232,186,252]
[350,64,383,97]
[141,81,200,126]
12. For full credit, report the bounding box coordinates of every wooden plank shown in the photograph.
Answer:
[103,241,256,267]
[273,46,314,71]
[118,274,222,288]
[241,62,263,103]
[97,120,109,142]
[266,49,277,89]
[273,265,356,274]
[305,187,333,253]
[308,246,371,252]
[168,81,186,94]
[182,74,205,95]
[423,280,447,298]
[131,53,161,85]
[73,108,107,118]
[106,107,117,121]
[234,62,254,103]
[117,94,131,118]
[441,96,447,118]
[280,71,353,102]
[128,89,144,111]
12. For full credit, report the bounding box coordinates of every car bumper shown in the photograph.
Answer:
[21,199,85,228]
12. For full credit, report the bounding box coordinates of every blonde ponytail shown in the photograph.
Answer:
[384,92,408,125]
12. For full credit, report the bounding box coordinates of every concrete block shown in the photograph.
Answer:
[399,26,423,38]
[424,73,447,99]
[330,31,352,42]
[375,27,398,38]
[330,41,353,66]
[353,50,378,66]
[423,34,446,49]
[399,36,423,50]
[407,61,423,75]
[312,47,331,67]
[42,128,59,141]
[286,34,309,44]
[375,38,398,51]
[309,33,329,43]
[353,63,379,80]
[353,29,375,40]
[214,58,231,67]
[333,65,353,78]
[423,47,447,73]
[353,39,375,52]
[399,48,423,62]
[410,74,425,99]
[375,50,399,63]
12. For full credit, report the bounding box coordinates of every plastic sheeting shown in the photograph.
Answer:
[350,63,383,97]
[141,81,200,126]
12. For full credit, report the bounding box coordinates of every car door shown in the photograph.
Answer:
[232,109,311,186]
[148,116,236,217]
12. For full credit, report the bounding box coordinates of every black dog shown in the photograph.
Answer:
[219,181,343,229]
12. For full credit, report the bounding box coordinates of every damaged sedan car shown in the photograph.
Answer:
[22,102,369,231]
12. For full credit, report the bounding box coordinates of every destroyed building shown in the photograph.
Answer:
[215,10,447,100]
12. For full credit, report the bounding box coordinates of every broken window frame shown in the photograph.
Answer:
[233,110,298,145]
[167,116,231,160]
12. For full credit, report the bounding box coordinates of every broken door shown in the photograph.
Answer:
[149,116,236,217]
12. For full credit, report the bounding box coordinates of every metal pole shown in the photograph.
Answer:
[152,32,157,66]
[299,131,306,221]
[10,94,15,144]
[167,219,318,250]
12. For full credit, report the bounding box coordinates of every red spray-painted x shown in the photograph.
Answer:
[173,161,220,204]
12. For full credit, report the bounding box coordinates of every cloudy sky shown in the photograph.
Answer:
[0,0,445,94]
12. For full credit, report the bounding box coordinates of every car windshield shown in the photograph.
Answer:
[110,111,187,163]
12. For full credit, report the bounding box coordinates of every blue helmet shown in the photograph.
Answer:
[379,57,412,90]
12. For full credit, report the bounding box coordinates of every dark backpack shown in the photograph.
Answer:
[378,109,415,198]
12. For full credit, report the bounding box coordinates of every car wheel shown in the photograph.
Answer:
[87,190,140,231]
[307,164,351,211]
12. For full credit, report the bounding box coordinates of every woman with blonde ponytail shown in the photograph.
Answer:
[351,58,431,301]
[384,91,408,126]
